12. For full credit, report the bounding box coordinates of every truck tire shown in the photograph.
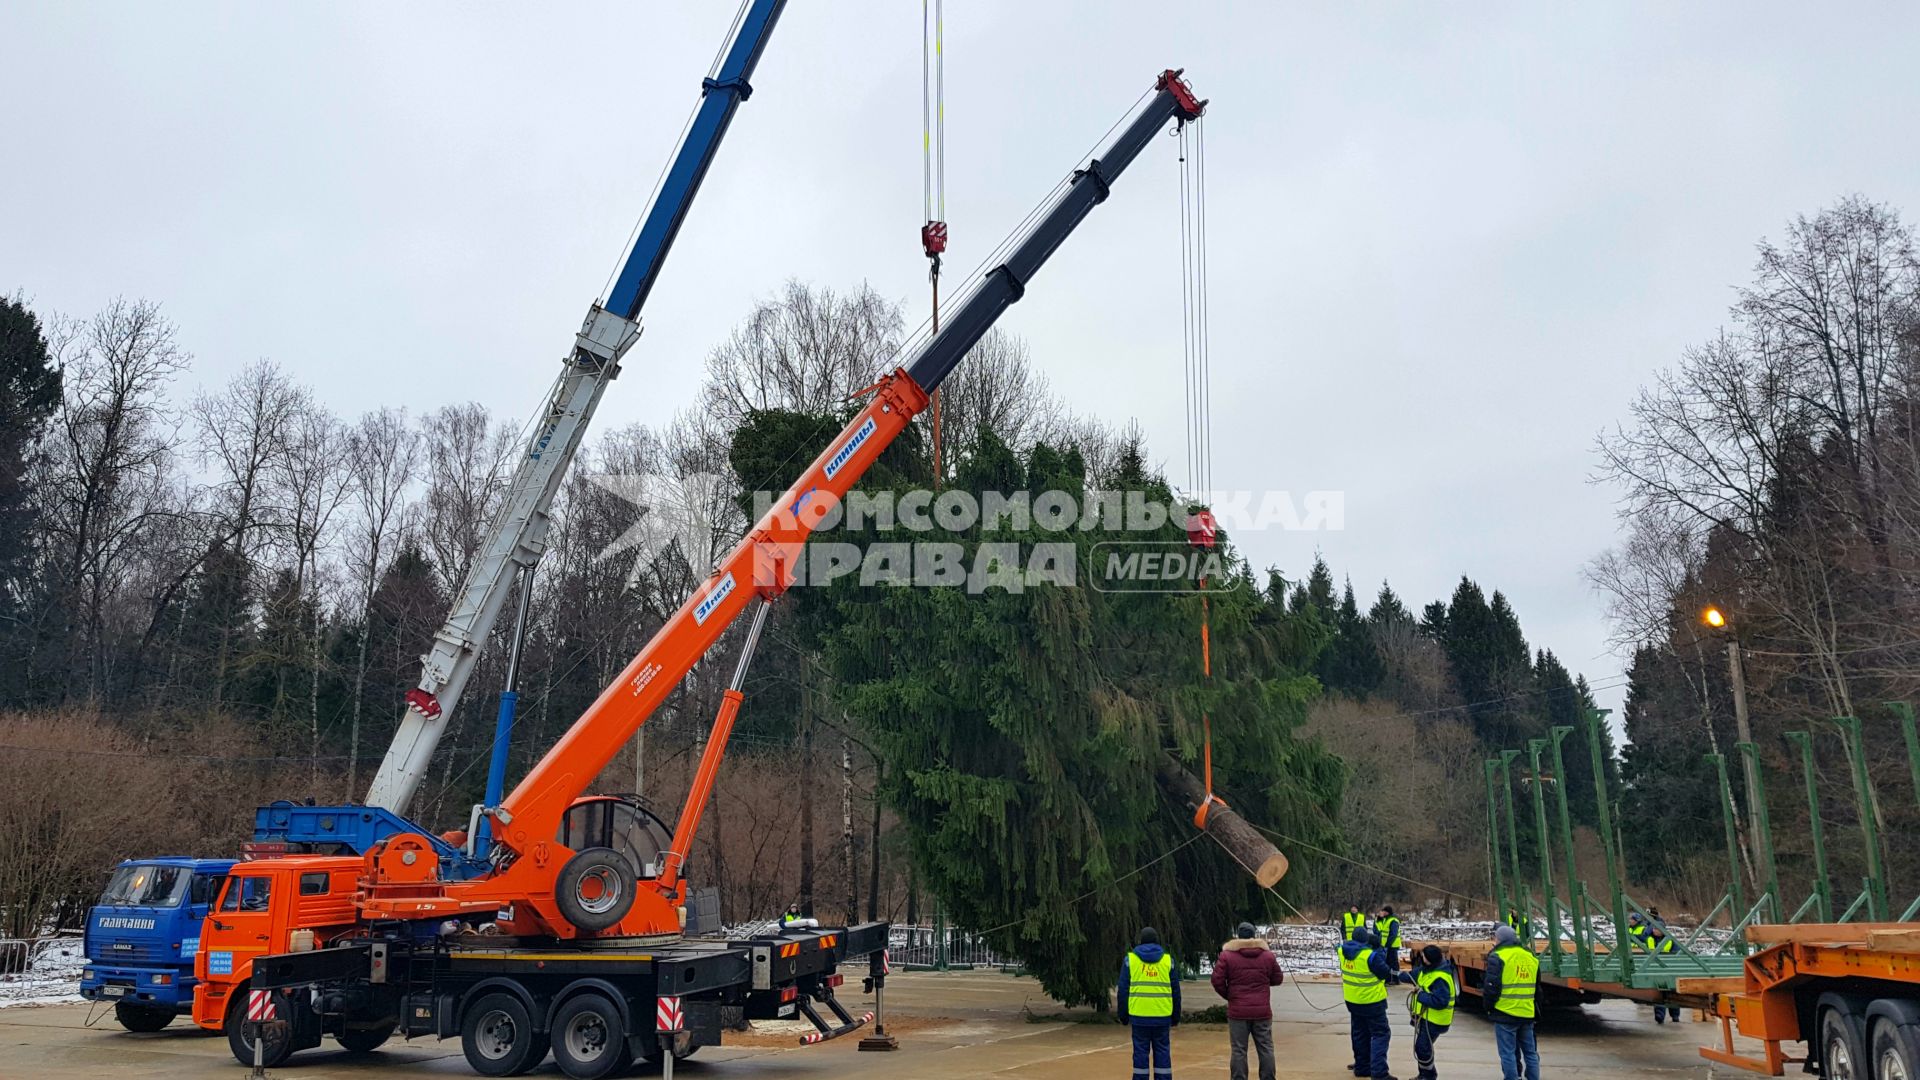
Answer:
[1872,1020,1920,1080]
[555,847,636,933]
[462,992,549,1077]
[550,992,633,1080]
[1820,994,1869,1080]
[225,989,294,1069]
[113,1002,173,1032]
[337,1022,395,1054]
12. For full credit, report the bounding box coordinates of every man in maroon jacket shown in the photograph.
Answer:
[1211,921,1284,1080]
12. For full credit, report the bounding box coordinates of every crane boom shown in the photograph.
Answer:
[365,0,789,816]
[449,71,1208,937]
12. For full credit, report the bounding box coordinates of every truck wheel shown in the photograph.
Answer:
[462,992,549,1077]
[555,847,636,933]
[113,1002,173,1032]
[224,990,294,1069]
[337,1022,395,1054]
[550,992,633,1080]
[1872,1020,1920,1080]
[1820,995,1869,1080]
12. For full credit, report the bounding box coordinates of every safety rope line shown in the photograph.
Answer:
[1200,830,1346,1014]
[1243,822,1496,908]
[966,833,1208,940]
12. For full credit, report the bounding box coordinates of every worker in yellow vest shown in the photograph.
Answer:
[1339,925,1395,1079]
[1503,908,1528,940]
[1117,926,1180,1080]
[1397,944,1455,1080]
[1627,912,1681,1023]
[1485,925,1540,1080]
[1376,905,1403,970]
[1343,904,1368,943]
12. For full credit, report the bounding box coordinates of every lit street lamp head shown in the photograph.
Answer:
[1703,606,1728,629]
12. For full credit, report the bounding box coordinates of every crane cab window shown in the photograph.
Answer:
[190,873,227,907]
[298,872,329,896]
[220,877,273,912]
[560,798,671,879]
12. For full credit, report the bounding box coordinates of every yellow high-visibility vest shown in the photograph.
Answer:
[1491,945,1538,1021]
[1343,911,1367,939]
[1410,967,1456,1027]
[1629,924,1675,954]
[1126,952,1174,1019]
[1340,947,1387,1005]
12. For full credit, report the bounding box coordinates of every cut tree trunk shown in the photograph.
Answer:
[1154,759,1289,888]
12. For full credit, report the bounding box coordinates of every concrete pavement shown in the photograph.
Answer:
[0,970,1772,1078]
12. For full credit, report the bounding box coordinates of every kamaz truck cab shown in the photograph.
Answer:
[81,857,235,1031]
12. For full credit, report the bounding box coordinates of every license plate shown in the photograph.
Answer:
[103,986,127,998]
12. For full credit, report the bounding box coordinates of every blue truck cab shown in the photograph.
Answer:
[81,857,236,1030]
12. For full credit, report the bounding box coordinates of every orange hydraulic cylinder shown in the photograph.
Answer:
[658,687,745,894]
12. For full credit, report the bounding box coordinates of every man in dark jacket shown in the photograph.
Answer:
[1117,927,1181,1080]
[1340,926,1398,1080]
[1376,905,1403,971]
[1396,944,1456,1079]
[1484,924,1540,1080]
[1211,921,1283,1080]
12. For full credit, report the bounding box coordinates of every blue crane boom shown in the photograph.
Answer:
[256,0,789,866]
[604,0,783,318]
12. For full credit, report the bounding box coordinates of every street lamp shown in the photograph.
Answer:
[1700,603,1781,920]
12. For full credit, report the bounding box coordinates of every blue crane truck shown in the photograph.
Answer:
[80,857,234,1030]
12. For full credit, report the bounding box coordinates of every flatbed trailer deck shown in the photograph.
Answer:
[1420,939,1721,1014]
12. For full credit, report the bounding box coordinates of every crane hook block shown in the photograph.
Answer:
[1186,509,1218,549]
[921,221,948,258]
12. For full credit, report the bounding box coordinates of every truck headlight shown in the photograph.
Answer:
[82,968,96,980]
[152,973,173,985]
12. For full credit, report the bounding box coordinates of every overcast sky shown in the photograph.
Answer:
[6,2,1920,733]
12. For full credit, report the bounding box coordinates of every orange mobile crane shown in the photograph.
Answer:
[199,68,1207,1078]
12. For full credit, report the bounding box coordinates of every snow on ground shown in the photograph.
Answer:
[1249,916,1728,976]
[1248,920,1496,976]
[0,939,85,1008]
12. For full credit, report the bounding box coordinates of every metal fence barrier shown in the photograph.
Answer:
[0,937,66,976]
[889,924,1012,971]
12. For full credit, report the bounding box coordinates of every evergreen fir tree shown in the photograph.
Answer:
[0,297,61,705]
[741,413,1345,1006]
[1367,583,1411,626]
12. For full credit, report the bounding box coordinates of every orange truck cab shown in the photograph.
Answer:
[192,856,375,1058]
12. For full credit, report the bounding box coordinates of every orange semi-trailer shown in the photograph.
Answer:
[1702,924,1920,1076]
